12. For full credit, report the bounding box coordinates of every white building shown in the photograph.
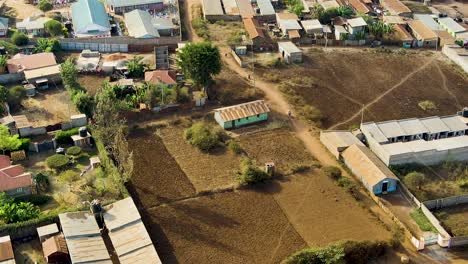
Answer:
[361,108,468,166]
[278,41,302,63]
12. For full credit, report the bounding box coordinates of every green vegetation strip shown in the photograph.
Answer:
[410,208,437,233]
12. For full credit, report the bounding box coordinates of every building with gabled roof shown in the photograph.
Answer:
[320,130,365,158]
[42,234,69,264]
[301,19,323,36]
[278,41,302,63]
[243,17,272,50]
[145,70,177,86]
[106,0,163,15]
[408,20,438,47]
[0,155,32,197]
[7,53,57,74]
[380,0,411,17]
[16,15,51,37]
[438,17,467,38]
[346,0,371,14]
[103,197,162,264]
[124,10,160,38]
[214,100,270,129]
[71,0,111,38]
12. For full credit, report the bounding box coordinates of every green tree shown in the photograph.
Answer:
[0,125,22,154]
[35,38,61,53]
[404,172,426,190]
[46,154,70,170]
[72,91,94,117]
[125,56,146,78]
[33,173,50,192]
[38,0,53,12]
[0,85,8,102]
[177,42,221,89]
[7,85,26,110]
[0,55,7,73]
[184,121,225,152]
[11,31,28,46]
[60,58,79,88]
[367,20,394,40]
[237,158,271,185]
[44,20,63,36]
[93,84,125,147]
[0,202,40,223]
[284,0,304,16]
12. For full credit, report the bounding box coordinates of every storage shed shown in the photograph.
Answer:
[342,144,399,195]
[214,100,270,129]
[24,65,62,89]
[320,130,364,159]
[278,41,302,63]
[42,235,69,264]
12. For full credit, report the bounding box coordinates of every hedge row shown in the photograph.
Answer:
[55,127,79,145]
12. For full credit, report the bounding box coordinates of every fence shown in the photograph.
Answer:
[231,49,247,68]
[424,194,468,210]
[61,42,129,53]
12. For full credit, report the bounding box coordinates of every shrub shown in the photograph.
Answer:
[66,146,82,156]
[184,122,225,152]
[59,170,79,182]
[44,20,62,36]
[14,194,52,206]
[227,140,242,154]
[322,166,342,180]
[0,41,18,54]
[339,240,388,264]
[38,0,53,11]
[337,177,357,193]
[299,105,322,123]
[46,154,70,170]
[55,127,79,145]
[7,85,26,110]
[283,244,345,264]
[237,158,270,185]
[404,172,426,190]
[10,150,26,161]
[458,180,468,189]
[11,32,28,46]
[290,164,311,174]
[0,201,40,223]
[418,100,437,111]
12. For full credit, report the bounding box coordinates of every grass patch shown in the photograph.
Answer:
[410,208,437,232]
[402,1,432,14]
[418,100,437,111]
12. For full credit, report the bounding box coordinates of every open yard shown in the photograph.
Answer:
[17,87,78,127]
[210,68,264,105]
[256,48,468,129]
[435,205,468,237]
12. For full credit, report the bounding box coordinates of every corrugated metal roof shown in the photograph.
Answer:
[301,19,322,31]
[104,198,162,264]
[71,0,110,34]
[243,18,265,39]
[347,17,367,28]
[361,122,388,143]
[215,100,270,122]
[381,0,411,15]
[342,144,399,186]
[0,236,14,263]
[377,121,406,139]
[414,14,443,31]
[24,65,61,80]
[408,20,438,40]
[236,0,255,17]
[257,0,275,15]
[397,118,428,135]
[202,0,224,15]
[420,116,450,134]
[439,17,467,33]
[124,10,160,39]
[321,130,364,149]
[441,115,467,131]
[37,223,59,239]
[59,212,100,238]
[222,0,239,15]
[106,0,162,8]
[278,41,302,53]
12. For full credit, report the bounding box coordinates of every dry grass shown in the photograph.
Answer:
[142,188,307,263]
[211,69,264,105]
[77,75,109,96]
[435,204,468,237]
[239,129,315,175]
[159,125,242,192]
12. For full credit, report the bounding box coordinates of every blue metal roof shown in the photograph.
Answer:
[71,0,110,33]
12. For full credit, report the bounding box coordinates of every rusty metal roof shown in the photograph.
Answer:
[215,100,270,122]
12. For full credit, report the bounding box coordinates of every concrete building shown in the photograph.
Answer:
[380,0,411,17]
[407,20,438,47]
[334,25,348,40]
[438,17,467,38]
[320,130,365,159]
[276,12,301,38]
[413,14,444,31]
[278,41,302,63]
[393,24,414,48]
[7,53,57,74]
[103,197,162,263]
[214,100,270,129]
[346,0,371,14]
[256,0,276,21]
[59,211,112,264]
[16,15,51,37]
[106,0,163,15]
[442,44,468,74]
[243,17,272,50]
[201,0,226,21]
[301,19,323,36]
[361,109,468,166]
[342,144,399,195]
[346,17,367,35]
[71,0,111,38]
[124,10,160,38]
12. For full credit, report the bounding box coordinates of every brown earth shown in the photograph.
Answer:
[127,128,195,208]
[239,128,315,175]
[142,188,307,264]
[256,49,468,129]
[78,75,109,96]
[435,204,468,237]
[159,125,242,192]
[210,68,264,105]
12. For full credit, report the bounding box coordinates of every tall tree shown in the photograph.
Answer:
[177,42,221,88]
[93,83,124,147]
[125,56,146,78]
[60,58,79,89]
[44,20,63,36]
[0,125,21,154]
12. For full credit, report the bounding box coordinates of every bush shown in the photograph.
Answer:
[55,127,79,145]
[66,146,82,156]
[418,100,437,111]
[11,32,28,46]
[283,244,345,264]
[337,177,357,193]
[44,20,62,36]
[322,166,342,180]
[59,170,79,182]
[339,240,388,264]
[299,105,322,123]
[184,122,225,152]
[237,158,270,185]
[38,0,53,11]
[46,154,70,170]
[7,85,26,110]
[13,138,30,152]
[14,194,52,206]
[227,140,242,154]
[0,41,18,54]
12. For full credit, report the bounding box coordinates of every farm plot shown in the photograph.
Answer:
[239,128,315,175]
[269,172,392,247]
[435,204,468,237]
[211,68,264,105]
[256,49,468,129]
[142,188,307,264]
[127,128,195,208]
[159,125,242,192]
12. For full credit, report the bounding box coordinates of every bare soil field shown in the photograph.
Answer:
[142,188,307,264]
[18,87,78,126]
[256,49,468,129]
[127,128,195,208]
[239,128,315,175]
[3,0,42,20]
[210,68,264,105]
[78,75,109,96]
[159,125,242,192]
[268,172,392,248]
[435,205,468,237]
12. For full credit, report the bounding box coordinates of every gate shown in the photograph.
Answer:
[424,233,438,246]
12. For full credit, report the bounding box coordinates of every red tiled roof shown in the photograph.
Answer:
[7,53,57,73]
[144,70,177,85]
[0,155,10,169]
[0,155,32,192]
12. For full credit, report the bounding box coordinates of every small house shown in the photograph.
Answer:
[300,19,323,37]
[276,13,301,38]
[347,0,371,14]
[346,17,367,36]
[0,155,33,197]
[0,236,15,264]
[278,41,302,63]
[320,0,340,10]
[71,0,111,38]
[438,17,467,38]
[42,234,69,264]
[214,100,270,129]
[124,10,160,39]
[71,127,92,147]
[37,223,60,242]
[24,64,62,89]
[16,15,51,37]
[7,53,57,74]
[0,17,9,37]
[144,70,177,86]
[106,0,163,15]
[243,17,272,51]
[380,0,411,17]
[408,20,438,47]
[393,24,414,48]
[334,25,348,40]
[342,144,399,195]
